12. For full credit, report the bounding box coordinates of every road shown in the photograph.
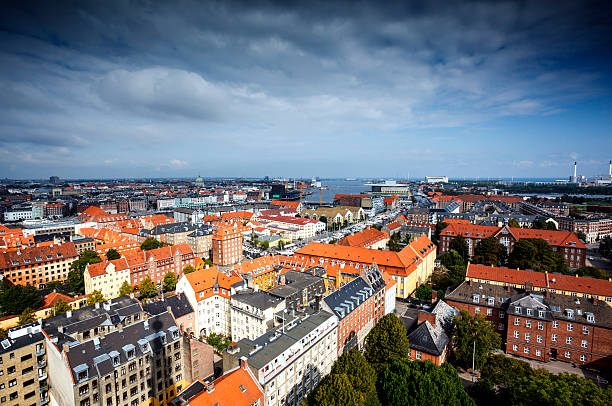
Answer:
[585,243,612,275]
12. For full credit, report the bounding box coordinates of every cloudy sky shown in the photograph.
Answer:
[1,0,611,179]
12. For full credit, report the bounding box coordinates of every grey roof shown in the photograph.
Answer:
[42,296,142,348]
[65,312,181,382]
[0,331,44,355]
[407,299,458,356]
[227,309,335,370]
[150,221,196,235]
[187,225,212,237]
[143,293,194,319]
[268,270,324,299]
[231,289,284,310]
[323,276,374,320]
[169,380,207,406]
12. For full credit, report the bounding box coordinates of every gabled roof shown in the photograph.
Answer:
[86,258,129,278]
[338,227,389,248]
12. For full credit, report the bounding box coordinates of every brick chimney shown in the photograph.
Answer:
[239,356,248,370]
[417,310,436,326]
[431,290,437,303]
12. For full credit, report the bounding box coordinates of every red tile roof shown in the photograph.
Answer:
[86,258,129,278]
[338,227,389,248]
[0,242,78,269]
[466,263,612,298]
[186,366,263,406]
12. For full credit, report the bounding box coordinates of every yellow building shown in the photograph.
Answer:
[84,258,131,299]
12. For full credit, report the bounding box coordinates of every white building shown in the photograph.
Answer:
[224,309,338,406]
[176,267,247,338]
[84,258,131,299]
[4,208,33,222]
[426,176,449,183]
[230,288,286,341]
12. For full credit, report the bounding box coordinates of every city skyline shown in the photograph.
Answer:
[1,0,611,179]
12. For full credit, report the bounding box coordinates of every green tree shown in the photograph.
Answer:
[449,236,470,263]
[414,284,432,301]
[119,280,134,296]
[18,307,36,325]
[508,218,520,228]
[472,237,508,267]
[331,349,379,405]
[138,276,157,298]
[364,313,410,369]
[87,290,105,305]
[278,240,285,250]
[106,248,121,260]
[433,221,448,246]
[575,266,608,279]
[508,238,569,274]
[0,284,43,316]
[309,373,361,406]
[439,249,465,269]
[319,215,327,225]
[140,237,163,251]
[260,240,270,250]
[163,272,177,291]
[470,354,534,405]
[0,327,7,340]
[53,299,72,315]
[600,235,612,260]
[507,370,612,406]
[377,360,475,406]
[67,250,102,293]
[451,310,502,370]
[532,219,557,230]
[183,264,195,274]
[576,231,587,242]
[205,332,232,352]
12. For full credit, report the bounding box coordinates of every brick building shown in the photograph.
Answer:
[338,227,389,250]
[557,217,612,244]
[123,244,197,287]
[439,224,586,269]
[212,226,242,266]
[445,280,612,370]
[0,242,78,288]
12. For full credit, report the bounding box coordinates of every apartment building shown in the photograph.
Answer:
[73,236,95,254]
[84,258,131,299]
[123,244,197,287]
[268,270,326,310]
[557,217,612,244]
[230,288,286,342]
[407,300,458,366]
[0,242,78,288]
[150,222,199,246]
[186,227,213,259]
[52,312,187,406]
[223,309,338,406]
[212,226,242,266]
[0,323,49,406]
[439,223,586,269]
[445,280,612,370]
[256,216,323,240]
[338,227,389,250]
[465,263,612,304]
[321,268,386,354]
[176,267,246,338]
[295,235,436,299]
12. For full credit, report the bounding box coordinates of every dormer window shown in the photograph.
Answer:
[538,310,545,318]
[487,297,494,305]
[472,294,479,303]
[515,306,521,314]
[527,309,533,316]
[57,253,63,257]
[35,256,42,261]
[586,313,595,323]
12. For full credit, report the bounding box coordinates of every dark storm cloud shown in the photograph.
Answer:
[0,0,611,178]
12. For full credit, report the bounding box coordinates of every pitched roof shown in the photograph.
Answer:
[0,242,78,269]
[184,268,244,301]
[466,263,612,298]
[182,367,263,406]
[86,258,129,278]
[338,227,389,248]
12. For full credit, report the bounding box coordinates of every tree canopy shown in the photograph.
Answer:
[87,290,105,305]
[106,248,121,260]
[449,236,470,263]
[472,237,508,267]
[0,284,43,316]
[205,332,232,352]
[451,310,502,370]
[183,264,195,274]
[331,350,379,405]
[163,272,177,291]
[18,307,36,325]
[433,221,448,246]
[140,237,163,251]
[507,238,569,274]
[309,373,362,406]
[119,280,134,296]
[575,266,608,279]
[508,218,520,228]
[53,299,72,315]
[67,250,101,293]
[377,360,475,406]
[364,313,410,369]
[532,219,557,230]
[139,276,157,298]
[414,284,432,301]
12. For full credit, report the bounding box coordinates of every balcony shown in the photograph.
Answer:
[38,372,48,381]
[38,359,47,368]
[39,383,49,393]
[36,347,46,356]
[40,395,50,405]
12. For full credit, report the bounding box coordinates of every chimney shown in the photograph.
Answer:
[524,282,533,292]
[239,356,248,370]
[609,160,611,177]
[206,382,214,393]
[505,284,511,292]
[574,161,577,178]
[58,325,64,333]
[593,297,598,305]
[66,310,72,318]
[167,306,172,315]
[417,310,436,326]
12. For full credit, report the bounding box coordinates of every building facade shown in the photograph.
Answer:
[84,258,132,299]
[212,227,243,266]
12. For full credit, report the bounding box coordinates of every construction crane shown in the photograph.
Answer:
[320,188,322,206]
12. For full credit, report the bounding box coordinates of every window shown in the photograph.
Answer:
[515,306,521,314]
[553,321,558,328]
[498,323,504,331]
[525,333,531,342]
[512,344,518,351]
[525,320,531,328]
[565,351,571,359]
[538,310,545,318]
[552,334,557,342]
[583,326,589,335]
[524,347,530,354]
[514,318,520,326]
[527,309,533,316]
[580,354,586,362]
[581,340,588,348]
[499,311,505,319]
[8,379,16,387]
[487,309,492,316]
[567,323,574,331]
[475,307,480,314]
[513,330,519,338]
[537,335,543,343]
[566,337,572,345]
[415,351,422,360]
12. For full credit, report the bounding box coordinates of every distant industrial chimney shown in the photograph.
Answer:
[609,159,611,176]
[574,161,577,178]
